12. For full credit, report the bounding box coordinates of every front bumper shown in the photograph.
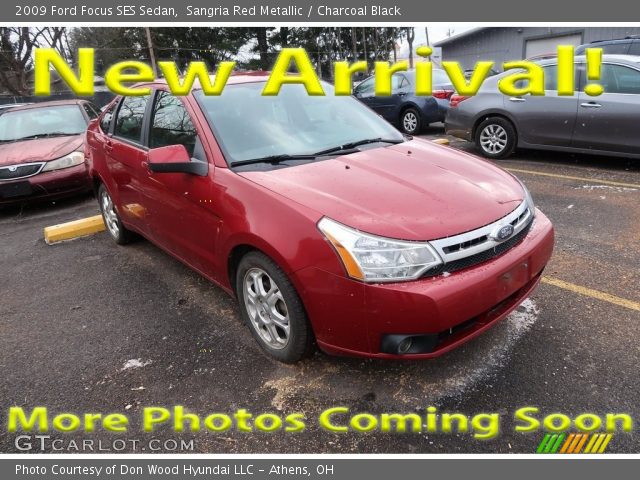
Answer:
[292,210,554,359]
[0,163,91,206]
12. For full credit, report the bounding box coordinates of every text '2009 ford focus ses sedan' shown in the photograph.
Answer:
[86,74,554,363]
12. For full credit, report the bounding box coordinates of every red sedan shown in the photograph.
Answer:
[86,74,554,363]
[0,100,100,206]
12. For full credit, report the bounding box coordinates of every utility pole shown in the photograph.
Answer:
[425,27,431,59]
[351,27,357,61]
[145,27,157,77]
[362,28,368,70]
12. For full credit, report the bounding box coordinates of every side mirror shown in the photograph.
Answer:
[148,144,207,176]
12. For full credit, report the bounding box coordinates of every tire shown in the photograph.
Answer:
[235,251,315,363]
[475,117,516,159]
[400,108,422,135]
[98,184,135,245]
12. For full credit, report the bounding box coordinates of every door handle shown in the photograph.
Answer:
[580,102,602,108]
[508,97,526,102]
[397,92,407,97]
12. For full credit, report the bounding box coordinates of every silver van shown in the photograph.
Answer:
[445,55,640,159]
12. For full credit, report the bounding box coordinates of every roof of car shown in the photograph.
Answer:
[537,54,640,65]
[3,99,85,112]
[149,71,272,90]
[590,35,640,43]
[597,54,640,63]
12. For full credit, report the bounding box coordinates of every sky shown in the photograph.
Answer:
[398,23,477,55]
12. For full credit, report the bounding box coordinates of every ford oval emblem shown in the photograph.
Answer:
[492,224,514,242]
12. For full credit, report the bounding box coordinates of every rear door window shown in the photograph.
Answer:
[114,96,149,143]
[542,65,558,90]
[355,77,375,95]
[584,64,640,95]
[391,74,406,92]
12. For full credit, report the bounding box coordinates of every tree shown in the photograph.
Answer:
[0,27,67,95]
[252,27,273,70]
[139,28,253,71]
[405,27,415,68]
[69,27,254,74]
[68,27,145,74]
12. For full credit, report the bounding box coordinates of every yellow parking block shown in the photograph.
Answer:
[44,215,105,245]
[432,138,450,145]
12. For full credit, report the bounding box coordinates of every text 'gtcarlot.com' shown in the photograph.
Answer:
[14,435,195,452]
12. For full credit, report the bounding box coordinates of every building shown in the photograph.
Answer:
[434,27,640,70]
[397,44,443,68]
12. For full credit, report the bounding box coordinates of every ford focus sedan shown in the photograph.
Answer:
[86,74,554,363]
[0,100,100,206]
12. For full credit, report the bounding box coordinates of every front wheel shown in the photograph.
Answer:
[475,117,516,159]
[236,252,314,363]
[98,184,135,245]
[400,108,422,135]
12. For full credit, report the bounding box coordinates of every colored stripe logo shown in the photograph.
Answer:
[536,433,612,454]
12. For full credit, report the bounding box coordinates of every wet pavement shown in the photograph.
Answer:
[1,125,638,453]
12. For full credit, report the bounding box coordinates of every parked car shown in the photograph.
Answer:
[445,55,640,159]
[575,35,640,55]
[354,69,454,134]
[0,100,101,205]
[87,74,554,363]
[464,67,501,79]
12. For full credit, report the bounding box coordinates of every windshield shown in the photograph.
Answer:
[194,81,404,165]
[0,105,87,143]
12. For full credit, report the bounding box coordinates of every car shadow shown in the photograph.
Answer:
[0,192,95,220]
[502,148,640,173]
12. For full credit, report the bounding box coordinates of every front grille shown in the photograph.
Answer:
[425,200,534,278]
[0,163,44,181]
[425,219,533,277]
[443,234,488,254]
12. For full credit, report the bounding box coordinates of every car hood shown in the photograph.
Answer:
[0,135,83,167]
[238,139,525,241]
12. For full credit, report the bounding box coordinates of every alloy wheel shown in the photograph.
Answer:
[100,189,120,238]
[243,268,290,349]
[403,111,418,133]
[479,124,508,154]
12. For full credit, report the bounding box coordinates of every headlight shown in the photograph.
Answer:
[519,180,536,216]
[318,217,443,283]
[41,151,85,172]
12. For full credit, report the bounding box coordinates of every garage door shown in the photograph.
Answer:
[525,34,582,58]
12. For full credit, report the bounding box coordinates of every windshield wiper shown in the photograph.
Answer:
[12,132,78,141]
[314,137,404,156]
[230,154,318,168]
[230,138,405,167]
